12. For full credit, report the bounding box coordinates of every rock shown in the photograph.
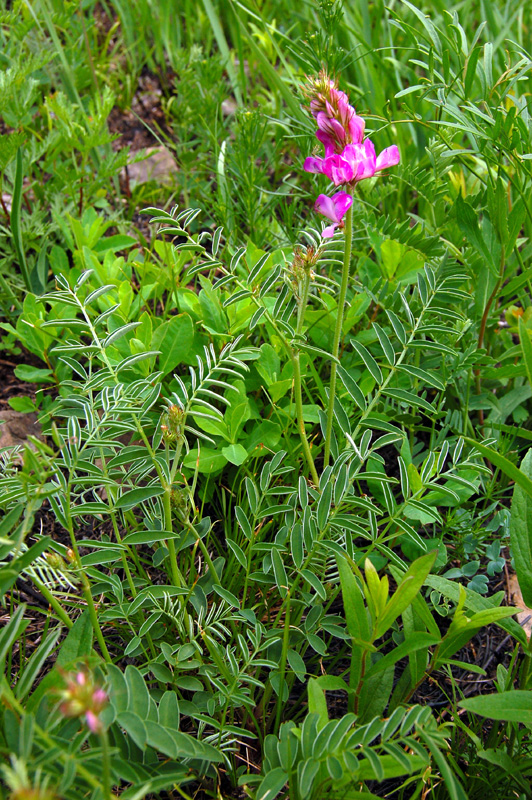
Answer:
[126,146,177,185]
[508,571,532,639]
[0,410,43,452]
[222,98,238,116]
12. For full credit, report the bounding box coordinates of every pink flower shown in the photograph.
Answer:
[314,191,353,238]
[305,140,401,187]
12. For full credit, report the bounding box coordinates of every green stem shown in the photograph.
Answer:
[324,204,353,466]
[291,267,319,484]
[291,352,319,485]
[163,488,186,589]
[100,728,112,800]
[274,596,291,734]
[28,574,73,628]
[64,484,111,663]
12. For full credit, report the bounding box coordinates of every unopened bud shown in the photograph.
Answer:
[44,552,67,571]
[57,669,108,734]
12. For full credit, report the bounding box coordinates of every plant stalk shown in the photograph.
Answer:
[323,203,353,466]
[291,266,319,484]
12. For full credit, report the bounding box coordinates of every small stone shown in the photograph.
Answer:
[125,146,177,185]
[0,410,42,451]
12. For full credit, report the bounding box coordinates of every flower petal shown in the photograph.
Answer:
[304,156,324,174]
[347,114,365,144]
[317,112,346,142]
[316,130,336,158]
[375,145,401,172]
[331,191,353,219]
[321,223,339,238]
[354,139,376,181]
[322,155,353,186]
[314,193,339,222]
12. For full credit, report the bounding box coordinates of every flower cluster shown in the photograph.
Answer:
[303,72,400,237]
[58,670,108,734]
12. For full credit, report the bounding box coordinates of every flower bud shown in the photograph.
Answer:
[57,669,108,734]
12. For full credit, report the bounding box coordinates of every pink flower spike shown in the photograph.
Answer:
[375,145,401,172]
[304,156,324,174]
[322,224,339,238]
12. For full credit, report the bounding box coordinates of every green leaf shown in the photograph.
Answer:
[465,437,532,502]
[8,396,36,413]
[244,420,281,454]
[125,665,150,717]
[256,767,288,800]
[158,691,180,729]
[300,569,327,600]
[272,549,288,598]
[212,585,240,607]
[13,365,54,384]
[122,530,178,546]
[425,574,527,646]
[182,448,227,474]
[396,365,445,392]
[145,720,179,758]
[460,690,532,725]
[151,313,194,376]
[80,550,122,566]
[364,633,440,678]
[337,365,367,411]
[352,341,383,384]
[383,388,435,414]
[117,711,148,750]
[11,148,31,291]
[519,318,532,392]
[94,234,137,253]
[486,176,508,246]
[455,193,497,273]
[114,486,165,510]
[375,551,437,638]
[56,609,93,666]
[510,449,532,607]
[222,443,248,466]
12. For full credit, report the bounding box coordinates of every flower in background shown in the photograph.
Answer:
[58,669,108,734]
[1,756,58,800]
[314,192,353,238]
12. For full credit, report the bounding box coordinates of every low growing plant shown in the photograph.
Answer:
[3,2,532,798]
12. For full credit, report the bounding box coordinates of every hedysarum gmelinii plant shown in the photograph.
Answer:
[303,71,400,466]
